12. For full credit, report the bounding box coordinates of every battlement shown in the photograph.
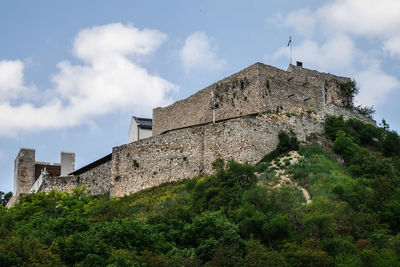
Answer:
[153,63,353,135]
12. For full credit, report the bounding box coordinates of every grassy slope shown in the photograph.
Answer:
[2,141,400,266]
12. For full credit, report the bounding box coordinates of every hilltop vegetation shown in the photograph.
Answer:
[1,116,400,266]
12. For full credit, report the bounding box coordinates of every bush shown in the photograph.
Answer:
[283,240,333,267]
[242,239,287,266]
[190,160,256,212]
[382,131,400,157]
[260,130,299,162]
[325,116,346,141]
[333,131,360,165]
[181,211,243,261]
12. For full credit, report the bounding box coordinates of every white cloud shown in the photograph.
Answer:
[317,0,400,38]
[73,23,167,63]
[283,8,316,37]
[0,23,176,137]
[384,37,400,58]
[283,0,400,57]
[0,60,35,101]
[272,34,357,74]
[269,0,400,107]
[180,32,225,71]
[355,63,400,107]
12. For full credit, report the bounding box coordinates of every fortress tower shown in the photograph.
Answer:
[13,148,36,200]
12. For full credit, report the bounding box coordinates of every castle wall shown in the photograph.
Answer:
[76,160,112,194]
[8,63,377,206]
[153,63,350,136]
[325,103,376,125]
[38,175,79,193]
[36,160,112,195]
[153,63,265,135]
[287,64,352,109]
[287,64,350,84]
[111,114,324,197]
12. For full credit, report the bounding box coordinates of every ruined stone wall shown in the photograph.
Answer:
[20,107,372,201]
[287,64,350,84]
[38,175,79,193]
[76,160,112,195]
[325,103,376,125]
[287,64,352,109]
[153,63,351,136]
[111,114,324,197]
[9,63,375,205]
[153,63,264,135]
[36,161,112,195]
[255,64,324,115]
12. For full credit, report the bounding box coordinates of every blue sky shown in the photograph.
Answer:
[1,0,399,193]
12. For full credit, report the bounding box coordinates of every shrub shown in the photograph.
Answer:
[325,116,345,141]
[260,130,299,162]
[333,131,360,165]
[181,211,243,261]
[382,131,400,157]
[283,240,333,266]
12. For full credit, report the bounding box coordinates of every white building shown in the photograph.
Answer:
[128,116,152,143]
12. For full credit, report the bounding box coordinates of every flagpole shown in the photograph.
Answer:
[290,41,292,65]
[211,90,215,123]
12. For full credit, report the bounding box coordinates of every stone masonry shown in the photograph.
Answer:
[36,156,112,195]
[152,63,370,135]
[8,148,36,206]
[111,113,324,197]
[7,150,76,207]
[9,62,376,205]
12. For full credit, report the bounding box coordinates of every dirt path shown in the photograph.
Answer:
[269,151,312,204]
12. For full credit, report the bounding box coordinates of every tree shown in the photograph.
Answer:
[354,105,375,119]
[0,191,12,206]
[339,80,358,109]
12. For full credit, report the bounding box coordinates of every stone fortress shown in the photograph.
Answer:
[7,62,375,207]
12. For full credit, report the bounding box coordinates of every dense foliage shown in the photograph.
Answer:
[1,118,400,266]
[259,130,299,163]
[0,191,12,206]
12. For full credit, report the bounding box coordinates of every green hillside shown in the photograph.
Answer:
[1,116,400,266]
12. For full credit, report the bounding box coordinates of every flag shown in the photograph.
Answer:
[287,36,292,47]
